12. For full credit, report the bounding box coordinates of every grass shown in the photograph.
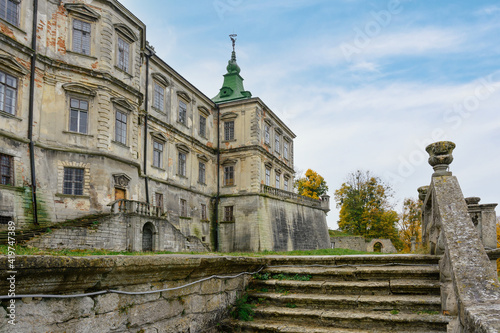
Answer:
[253,273,312,281]
[230,294,256,321]
[0,245,375,257]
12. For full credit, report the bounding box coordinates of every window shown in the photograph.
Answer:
[153,82,164,112]
[275,173,280,188]
[275,133,280,153]
[178,152,186,177]
[264,124,270,145]
[224,206,234,222]
[0,0,19,26]
[284,177,289,191]
[69,98,88,134]
[63,167,84,195]
[153,140,163,168]
[224,165,234,186]
[115,110,127,144]
[72,19,91,55]
[199,115,206,137]
[0,70,17,115]
[265,168,270,186]
[284,141,289,159]
[178,100,187,124]
[198,162,206,184]
[180,199,187,217]
[224,121,234,141]
[154,192,163,212]
[0,153,13,185]
[201,204,207,220]
[117,36,130,72]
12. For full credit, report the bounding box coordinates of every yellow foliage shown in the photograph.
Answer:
[295,169,328,199]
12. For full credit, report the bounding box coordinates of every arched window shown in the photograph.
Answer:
[373,242,383,253]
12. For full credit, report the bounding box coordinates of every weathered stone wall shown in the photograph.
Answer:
[331,236,365,251]
[0,255,262,333]
[219,194,330,252]
[27,213,208,252]
[365,239,397,253]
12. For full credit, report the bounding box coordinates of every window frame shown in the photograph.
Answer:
[0,153,13,186]
[152,139,164,168]
[72,18,92,56]
[275,172,280,189]
[180,198,187,217]
[63,167,84,196]
[114,109,128,145]
[224,120,234,141]
[264,124,270,145]
[153,81,165,112]
[116,35,131,73]
[0,69,18,115]
[224,206,234,222]
[224,165,234,186]
[284,141,289,160]
[0,0,20,27]
[265,168,271,186]
[69,97,89,134]
[275,133,280,154]
[198,161,206,184]
[284,177,289,191]
[154,192,163,212]
[199,114,206,138]
[178,100,187,125]
[178,151,187,177]
[201,203,207,220]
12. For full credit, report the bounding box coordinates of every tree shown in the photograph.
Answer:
[294,169,328,200]
[398,198,422,253]
[334,170,402,250]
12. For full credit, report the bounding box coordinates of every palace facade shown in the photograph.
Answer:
[0,0,330,251]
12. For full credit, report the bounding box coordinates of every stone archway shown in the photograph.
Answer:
[373,242,383,252]
[142,222,155,252]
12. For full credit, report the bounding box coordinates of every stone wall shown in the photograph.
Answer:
[27,213,209,252]
[0,255,263,333]
[331,236,365,251]
[365,239,397,253]
[219,194,330,252]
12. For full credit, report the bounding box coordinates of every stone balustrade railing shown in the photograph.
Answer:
[108,199,164,218]
[260,184,330,211]
[421,141,500,333]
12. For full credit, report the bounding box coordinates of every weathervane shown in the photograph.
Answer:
[229,34,237,52]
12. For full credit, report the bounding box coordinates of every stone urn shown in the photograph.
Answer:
[425,141,455,176]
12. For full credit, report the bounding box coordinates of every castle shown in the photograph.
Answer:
[0,0,330,252]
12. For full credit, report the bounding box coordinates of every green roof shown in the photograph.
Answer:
[212,50,252,103]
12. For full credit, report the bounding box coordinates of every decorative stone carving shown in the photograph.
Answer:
[113,173,131,188]
[417,185,429,202]
[425,141,455,177]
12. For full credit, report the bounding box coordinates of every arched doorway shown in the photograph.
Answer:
[142,222,155,252]
[373,242,383,253]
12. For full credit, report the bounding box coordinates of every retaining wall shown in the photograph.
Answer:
[0,255,262,332]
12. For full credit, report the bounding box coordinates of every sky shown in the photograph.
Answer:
[120,0,500,230]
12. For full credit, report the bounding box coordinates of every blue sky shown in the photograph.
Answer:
[121,0,500,229]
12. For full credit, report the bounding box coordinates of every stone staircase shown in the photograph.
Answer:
[222,255,453,332]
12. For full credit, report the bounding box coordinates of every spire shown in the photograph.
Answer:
[212,34,252,103]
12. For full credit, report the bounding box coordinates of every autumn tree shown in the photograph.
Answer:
[398,198,422,253]
[294,169,328,200]
[334,170,402,250]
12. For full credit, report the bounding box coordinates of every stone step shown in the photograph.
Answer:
[251,279,440,296]
[264,255,441,267]
[261,265,440,281]
[252,306,451,332]
[249,292,441,312]
[227,319,448,333]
